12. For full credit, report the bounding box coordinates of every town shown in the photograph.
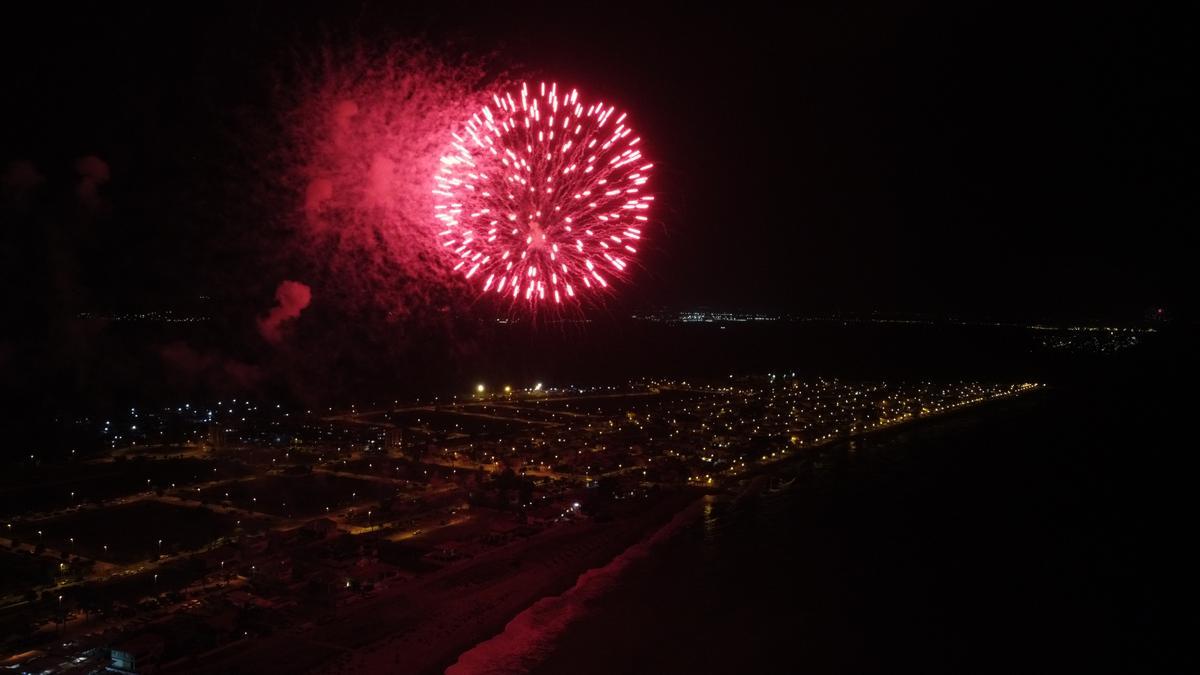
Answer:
[1,375,1040,673]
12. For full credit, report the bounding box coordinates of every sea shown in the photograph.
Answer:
[447,321,1196,674]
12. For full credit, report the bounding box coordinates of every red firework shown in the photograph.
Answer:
[433,81,653,306]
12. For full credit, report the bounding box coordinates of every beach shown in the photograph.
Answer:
[175,490,698,674]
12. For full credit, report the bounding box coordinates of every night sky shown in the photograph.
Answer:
[5,2,1196,316]
[1,2,1196,411]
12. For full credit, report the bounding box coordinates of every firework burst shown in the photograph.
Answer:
[434,81,653,307]
[270,44,497,322]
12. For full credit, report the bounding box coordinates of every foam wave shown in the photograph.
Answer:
[445,499,705,675]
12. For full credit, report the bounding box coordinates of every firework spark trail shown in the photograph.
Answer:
[434,81,653,307]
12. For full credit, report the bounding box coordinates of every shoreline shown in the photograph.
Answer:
[427,392,1047,674]
[175,490,699,674]
[437,495,708,675]
[739,384,1051,481]
[346,490,702,675]
[172,391,1047,674]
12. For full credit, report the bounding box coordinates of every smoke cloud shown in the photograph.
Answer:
[257,279,312,343]
[2,160,45,204]
[74,155,110,208]
[274,45,505,322]
[159,341,263,392]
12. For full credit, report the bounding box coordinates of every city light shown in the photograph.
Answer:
[0,372,1043,667]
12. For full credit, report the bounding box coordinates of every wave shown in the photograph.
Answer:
[445,498,706,675]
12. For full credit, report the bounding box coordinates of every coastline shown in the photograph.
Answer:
[171,390,1049,675]
[175,490,699,674]
[429,392,1049,674]
[736,384,1052,482]
[441,495,709,675]
[351,490,702,675]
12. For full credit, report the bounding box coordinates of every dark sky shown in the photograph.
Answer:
[2,1,1199,417]
[3,2,1195,319]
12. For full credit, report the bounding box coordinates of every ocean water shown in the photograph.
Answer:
[449,337,1197,674]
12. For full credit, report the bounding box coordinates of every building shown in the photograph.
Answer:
[108,633,165,674]
[207,424,227,451]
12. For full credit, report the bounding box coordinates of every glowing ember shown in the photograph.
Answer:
[434,81,653,306]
